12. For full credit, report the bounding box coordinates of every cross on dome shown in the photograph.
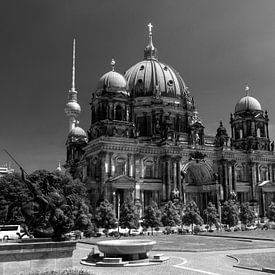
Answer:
[111,58,116,71]
[144,23,158,59]
[148,23,153,35]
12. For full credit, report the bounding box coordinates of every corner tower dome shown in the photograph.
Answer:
[96,59,128,95]
[68,126,88,139]
[125,23,187,99]
[235,87,262,113]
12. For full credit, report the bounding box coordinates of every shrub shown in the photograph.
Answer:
[193,225,200,234]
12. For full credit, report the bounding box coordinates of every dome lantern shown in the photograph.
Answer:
[144,23,158,60]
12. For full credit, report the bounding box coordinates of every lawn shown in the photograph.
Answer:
[202,229,275,240]
[80,232,275,252]
[230,252,275,271]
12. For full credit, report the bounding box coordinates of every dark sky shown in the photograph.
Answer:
[1,0,275,173]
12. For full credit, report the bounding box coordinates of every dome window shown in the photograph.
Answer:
[138,79,143,83]
[164,66,168,71]
[167,80,174,86]
[140,65,145,70]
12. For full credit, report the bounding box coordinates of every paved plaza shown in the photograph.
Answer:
[72,233,275,275]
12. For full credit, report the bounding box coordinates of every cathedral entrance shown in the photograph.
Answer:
[107,175,136,218]
[182,157,218,211]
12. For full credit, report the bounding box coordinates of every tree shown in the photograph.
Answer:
[239,202,256,225]
[161,201,180,227]
[0,172,31,224]
[267,202,275,222]
[142,201,162,235]
[182,200,203,234]
[221,199,239,228]
[119,198,139,234]
[94,200,117,235]
[0,170,92,240]
[203,202,219,230]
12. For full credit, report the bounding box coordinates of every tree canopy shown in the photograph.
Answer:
[142,201,162,234]
[161,201,180,227]
[267,202,275,222]
[221,199,239,227]
[94,199,117,234]
[239,202,256,225]
[182,200,203,233]
[203,202,219,229]
[119,198,139,234]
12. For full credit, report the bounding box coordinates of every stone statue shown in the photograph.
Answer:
[19,168,73,241]
[271,141,274,151]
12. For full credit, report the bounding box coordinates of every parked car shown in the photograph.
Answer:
[245,224,257,230]
[0,225,21,240]
[131,226,144,236]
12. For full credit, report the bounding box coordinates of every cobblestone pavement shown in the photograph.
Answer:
[73,242,275,275]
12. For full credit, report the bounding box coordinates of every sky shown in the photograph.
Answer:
[1,0,275,173]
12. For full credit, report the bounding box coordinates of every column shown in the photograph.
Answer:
[167,158,171,200]
[127,154,131,177]
[266,122,269,139]
[250,162,257,200]
[231,161,236,192]
[173,161,177,191]
[113,191,116,216]
[162,160,166,201]
[223,161,228,200]
[108,152,113,177]
[177,161,182,200]
[228,162,233,194]
[141,190,145,215]
[99,151,108,196]
[129,155,134,177]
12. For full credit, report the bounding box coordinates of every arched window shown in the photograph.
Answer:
[235,165,243,182]
[260,166,268,181]
[115,105,123,121]
[144,160,153,178]
[101,103,107,120]
[116,158,126,175]
[260,127,265,137]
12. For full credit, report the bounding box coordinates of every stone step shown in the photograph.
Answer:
[96,261,128,267]
[103,257,123,263]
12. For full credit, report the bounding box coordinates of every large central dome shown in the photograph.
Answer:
[125,24,187,99]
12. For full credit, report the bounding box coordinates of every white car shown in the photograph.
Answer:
[0,225,21,240]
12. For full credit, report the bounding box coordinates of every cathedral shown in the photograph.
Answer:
[64,24,275,219]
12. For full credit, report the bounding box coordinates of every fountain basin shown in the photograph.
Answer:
[96,239,156,260]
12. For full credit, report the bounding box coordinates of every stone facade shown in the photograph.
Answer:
[65,26,275,218]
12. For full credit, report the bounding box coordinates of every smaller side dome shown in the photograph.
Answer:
[235,95,262,113]
[68,126,88,139]
[96,59,128,95]
[97,71,127,90]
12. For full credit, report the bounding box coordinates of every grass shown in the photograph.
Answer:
[80,231,275,252]
[202,229,275,240]
[230,252,275,270]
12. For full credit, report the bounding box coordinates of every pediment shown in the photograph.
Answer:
[258,180,275,191]
[107,175,136,189]
[258,180,274,187]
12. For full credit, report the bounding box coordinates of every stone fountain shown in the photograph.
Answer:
[81,239,169,267]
